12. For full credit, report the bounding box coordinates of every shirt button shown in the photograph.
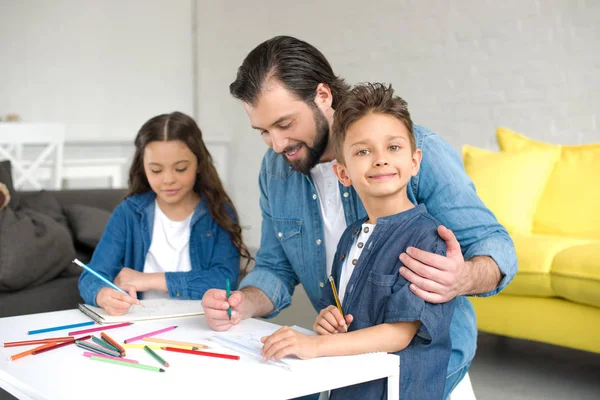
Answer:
[312,194,317,200]
[278,232,283,238]
[316,239,322,245]
[343,192,349,198]
[319,282,324,288]
[340,254,345,260]
[176,292,180,297]
[357,242,364,249]
[363,226,370,233]
[352,259,358,265]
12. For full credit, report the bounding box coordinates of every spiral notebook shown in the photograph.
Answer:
[78,299,204,324]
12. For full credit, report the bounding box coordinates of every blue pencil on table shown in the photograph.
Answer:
[72,259,130,297]
[226,278,232,320]
[28,321,94,335]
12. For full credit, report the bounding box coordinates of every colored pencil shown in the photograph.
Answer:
[328,276,345,320]
[72,259,130,297]
[123,326,178,344]
[161,346,240,361]
[75,340,121,357]
[69,322,132,336]
[92,336,120,353]
[101,332,126,356]
[123,343,196,350]
[32,335,91,355]
[9,342,57,361]
[142,337,208,349]
[144,345,169,367]
[226,278,232,320]
[82,352,139,364]
[28,321,95,335]
[89,355,164,372]
[4,337,74,348]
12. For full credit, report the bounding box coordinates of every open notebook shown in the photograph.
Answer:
[78,299,204,324]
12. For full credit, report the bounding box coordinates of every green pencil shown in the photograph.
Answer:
[144,345,169,367]
[90,355,165,372]
[92,336,120,353]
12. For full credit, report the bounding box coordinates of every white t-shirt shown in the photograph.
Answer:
[143,201,193,299]
[310,161,347,278]
[339,222,376,304]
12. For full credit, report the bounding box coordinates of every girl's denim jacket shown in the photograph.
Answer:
[79,191,240,306]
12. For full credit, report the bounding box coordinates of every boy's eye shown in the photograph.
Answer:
[356,149,370,156]
[389,145,400,151]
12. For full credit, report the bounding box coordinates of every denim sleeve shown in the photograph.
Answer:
[416,133,518,296]
[78,203,128,306]
[165,219,240,300]
[238,162,299,318]
[385,236,455,343]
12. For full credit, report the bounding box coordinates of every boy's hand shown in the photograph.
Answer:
[314,305,353,334]
[114,268,149,292]
[96,286,139,315]
[261,326,319,361]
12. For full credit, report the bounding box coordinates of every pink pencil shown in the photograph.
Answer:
[124,326,178,344]
[69,322,132,336]
[82,352,139,364]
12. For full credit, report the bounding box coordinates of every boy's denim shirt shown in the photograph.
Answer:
[320,205,454,400]
[79,191,240,306]
[239,125,518,377]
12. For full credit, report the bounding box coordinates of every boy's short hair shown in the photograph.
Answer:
[332,83,415,163]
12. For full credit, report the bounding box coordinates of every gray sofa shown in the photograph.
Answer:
[0,188,126,318]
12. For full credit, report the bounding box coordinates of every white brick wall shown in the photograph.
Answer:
[196,0,600,247]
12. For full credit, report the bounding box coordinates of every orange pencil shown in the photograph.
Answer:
[9,342,58,361]
[101,332,126,357]
[3,337,74,348]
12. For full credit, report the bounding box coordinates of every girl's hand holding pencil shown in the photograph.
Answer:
[314,305,354,335]
[96,286,140,316]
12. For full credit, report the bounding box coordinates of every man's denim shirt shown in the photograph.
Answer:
[239,125,518,375]
[321,205,454,400]
[79,192,240,306]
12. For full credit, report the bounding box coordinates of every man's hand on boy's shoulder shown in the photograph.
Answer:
[398,225,471,303]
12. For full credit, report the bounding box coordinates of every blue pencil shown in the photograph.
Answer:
[28,321,94,335]
[73,259,130,297]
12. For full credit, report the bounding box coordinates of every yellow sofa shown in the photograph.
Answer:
[462,128,600,354]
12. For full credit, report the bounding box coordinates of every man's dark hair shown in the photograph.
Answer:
[230,36,350,109]
[332,83,415,163]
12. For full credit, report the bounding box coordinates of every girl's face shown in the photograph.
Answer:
[143,140,199,208]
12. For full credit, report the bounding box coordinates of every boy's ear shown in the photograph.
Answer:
[333,161,352,187]
[411,148,423,176]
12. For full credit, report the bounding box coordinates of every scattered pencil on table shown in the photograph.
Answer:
[9,342,57,361]
[89,355,164,372]
[123,343,197,350]
[69,322,132,336]
[82,352,139,364]
[124,325,178,344]
[143,337,208,349]
[76,340,121,357]
[161,346,240,361]
[144,345,169,367]
[31,336,91,355]
[4,337,74,348]
[226,278,232,320]
[101,332,126,356]
[28,321,95,335]
[92,336,120,353]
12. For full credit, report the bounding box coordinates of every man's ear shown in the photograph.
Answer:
[333,161,352,187]
[313,83,333,112]
[411,148,423,176]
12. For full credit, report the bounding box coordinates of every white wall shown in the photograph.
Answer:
[0,0,194,141]
[196,0,600,248]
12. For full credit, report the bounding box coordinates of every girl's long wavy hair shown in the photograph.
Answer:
[127,111,252,270]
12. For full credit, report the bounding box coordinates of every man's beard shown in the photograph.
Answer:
[284,105,330,175]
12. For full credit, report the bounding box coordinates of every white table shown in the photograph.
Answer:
[0,310,399,400]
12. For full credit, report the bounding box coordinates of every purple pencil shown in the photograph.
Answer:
[69,322,132,336]
[82,352,139,364]
[124,326,178,344]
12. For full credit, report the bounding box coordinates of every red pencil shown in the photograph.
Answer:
[162,346,240,360]
[32,335,92,355]
[3,337,74,348]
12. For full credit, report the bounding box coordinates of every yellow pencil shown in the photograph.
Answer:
[142,337,209,349]
[123,343,197,350]
[328,275,346,319]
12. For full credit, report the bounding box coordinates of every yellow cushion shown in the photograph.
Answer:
[552,242,600,308]
[462,145,558,233]
[497,127,600,238]
[504,232,593,297]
